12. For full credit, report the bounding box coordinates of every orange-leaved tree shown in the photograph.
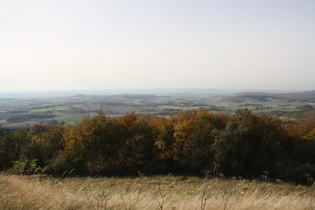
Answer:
[62,111,124,174]
[170,108,229,174]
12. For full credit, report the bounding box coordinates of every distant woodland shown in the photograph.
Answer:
[1,108,315,184]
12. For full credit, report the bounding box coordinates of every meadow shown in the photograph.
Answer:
[0,173,314,210]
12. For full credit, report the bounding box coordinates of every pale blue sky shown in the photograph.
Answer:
[1,0,315,91]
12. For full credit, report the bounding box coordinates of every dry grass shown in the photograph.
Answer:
[0,173,314,210]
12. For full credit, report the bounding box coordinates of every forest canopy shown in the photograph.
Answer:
[1,108,315,183]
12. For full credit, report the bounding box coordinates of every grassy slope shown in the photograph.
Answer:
[0,174,314,210]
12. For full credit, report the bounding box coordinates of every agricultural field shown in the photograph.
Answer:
[0,173,314,210]
[0,90,314,128]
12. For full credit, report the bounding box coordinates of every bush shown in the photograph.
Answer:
[11,159,48,175]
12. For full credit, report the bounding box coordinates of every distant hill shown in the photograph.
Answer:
[225,90,315,103]
[72,94,89,98]
[276,90,315,102]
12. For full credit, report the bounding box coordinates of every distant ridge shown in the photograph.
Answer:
[72,94,88,97]
[226,90,315,102]
[277,90,315,101]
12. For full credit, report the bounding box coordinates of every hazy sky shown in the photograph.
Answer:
[1,0,315,91]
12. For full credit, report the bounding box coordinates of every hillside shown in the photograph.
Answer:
[225,90,315,103]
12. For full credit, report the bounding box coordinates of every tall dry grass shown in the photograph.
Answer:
[0,173,314,210]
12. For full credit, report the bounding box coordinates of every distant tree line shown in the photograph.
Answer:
[1,108,315,183]
[6,113,57,123]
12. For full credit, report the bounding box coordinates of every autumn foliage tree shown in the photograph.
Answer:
[281,110,315,181]
[1,108,315,182]
[62,111,124,174]
[118,112,158,174]
[22,124,65,167]
[151,116,176,172]
[169,109,229,174]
